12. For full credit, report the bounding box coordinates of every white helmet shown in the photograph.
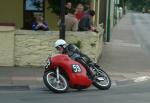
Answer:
[54,39,66,48]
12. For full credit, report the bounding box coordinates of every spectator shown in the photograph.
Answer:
[65,2,72,15]
[65,8,78,31]
[32,14,49,31]
[78,10,97,32]
[75,3,85,21]
[84,4,91,14]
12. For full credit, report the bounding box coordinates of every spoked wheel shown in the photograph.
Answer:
[43,71,69,93]
[92,66,111,90]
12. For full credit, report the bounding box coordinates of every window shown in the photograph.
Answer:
[25,0,44,11]
[23,0,45,29]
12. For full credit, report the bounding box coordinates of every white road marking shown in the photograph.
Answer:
[133,76,150,82]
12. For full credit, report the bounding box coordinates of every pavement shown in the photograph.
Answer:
[0,66,44,90]
[99,13,150,84]
[1,13,150,90]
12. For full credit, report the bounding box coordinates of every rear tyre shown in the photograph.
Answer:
[43,71,69,93]
[92,66,111,90]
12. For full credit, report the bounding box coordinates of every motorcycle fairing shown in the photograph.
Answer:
[49,54,92,88]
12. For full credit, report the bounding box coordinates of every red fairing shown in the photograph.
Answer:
[48,54,92,89]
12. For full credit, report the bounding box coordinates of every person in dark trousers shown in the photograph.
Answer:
[78,10,97,32]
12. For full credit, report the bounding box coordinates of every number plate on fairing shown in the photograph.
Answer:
[72,64,82,73]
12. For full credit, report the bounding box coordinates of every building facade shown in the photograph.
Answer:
[0,0,59,30]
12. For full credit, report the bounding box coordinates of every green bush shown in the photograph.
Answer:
[73,40,82,49]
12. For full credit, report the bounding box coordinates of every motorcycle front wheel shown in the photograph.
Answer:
[43,71,69,93]
[92,66,111,90]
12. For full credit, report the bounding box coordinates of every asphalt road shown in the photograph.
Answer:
[1,80,150,103]
[132,13,150,57]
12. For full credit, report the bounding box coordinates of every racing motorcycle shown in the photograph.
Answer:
[43,54,111,93]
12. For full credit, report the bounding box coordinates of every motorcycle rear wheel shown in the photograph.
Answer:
[92,66,111,90]
[43,71,69,93]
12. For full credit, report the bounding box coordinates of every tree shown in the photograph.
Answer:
[126,0,150,12]
[47,0,91,15]
[144,0,150,11]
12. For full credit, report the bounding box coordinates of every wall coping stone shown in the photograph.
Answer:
[15,30,101,37]
[0,26,15,32]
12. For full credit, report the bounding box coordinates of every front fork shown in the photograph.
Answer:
[56,67,60,83]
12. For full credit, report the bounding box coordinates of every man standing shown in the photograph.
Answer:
[65,8,78,31]
[65,2,72,15]
[78,10,97,32]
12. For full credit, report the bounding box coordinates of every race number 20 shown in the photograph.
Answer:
[72,64,82,73]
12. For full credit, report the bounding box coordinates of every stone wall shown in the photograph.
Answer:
[15,30,57,66]
[0,28,103,66]
[15,30,103,66]
[0,26,15,66]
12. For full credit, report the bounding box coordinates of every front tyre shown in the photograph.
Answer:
[92,66,111,90]
[43,71,69,93]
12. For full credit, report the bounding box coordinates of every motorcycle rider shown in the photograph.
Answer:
[54,39,94,79]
